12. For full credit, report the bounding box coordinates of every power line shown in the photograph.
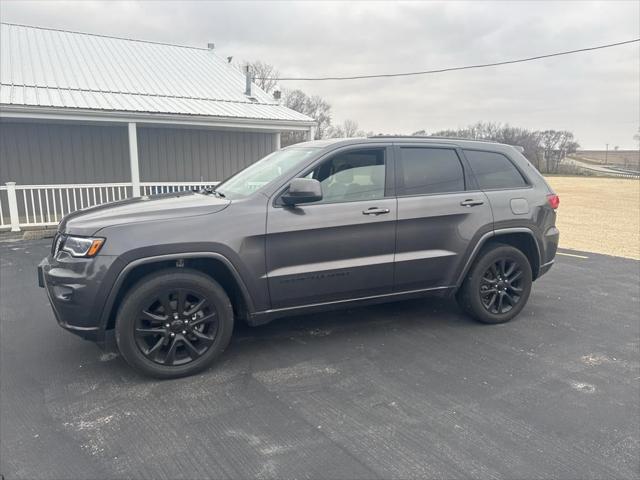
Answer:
[257,38,640,81]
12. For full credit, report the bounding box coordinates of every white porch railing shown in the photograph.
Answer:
[0,181,219,232]
[140,181,219,196]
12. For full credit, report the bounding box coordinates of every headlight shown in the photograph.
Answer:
[60,235,105,258]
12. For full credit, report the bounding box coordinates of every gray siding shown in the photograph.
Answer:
[137,127,277,182]
[0,122,130,184]
[0,122,278,186]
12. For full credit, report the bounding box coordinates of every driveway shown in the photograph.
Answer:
[1,239,638,479]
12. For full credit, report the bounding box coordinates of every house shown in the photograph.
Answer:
[0,23,315,231]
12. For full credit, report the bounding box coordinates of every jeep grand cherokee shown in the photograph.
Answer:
[39,137,559,378]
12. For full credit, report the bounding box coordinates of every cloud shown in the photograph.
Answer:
[2,0,639,148]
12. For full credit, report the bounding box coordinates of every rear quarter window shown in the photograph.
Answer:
[463,150,528,190]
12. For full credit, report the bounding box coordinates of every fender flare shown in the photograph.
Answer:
[98,251,255,331]
[455,227,542,288]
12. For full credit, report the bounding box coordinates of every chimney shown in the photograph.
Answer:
[207,42,215,50]
[244,65,252,96]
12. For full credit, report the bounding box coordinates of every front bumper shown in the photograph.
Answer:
[38,253,118,343]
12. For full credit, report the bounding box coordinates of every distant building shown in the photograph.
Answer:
[0,23,315,230]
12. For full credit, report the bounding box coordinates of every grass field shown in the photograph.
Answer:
[545,176,640,259]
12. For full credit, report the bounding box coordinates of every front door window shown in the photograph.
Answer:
[305,148,386,203]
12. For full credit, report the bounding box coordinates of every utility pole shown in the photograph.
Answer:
[605,143,609,164]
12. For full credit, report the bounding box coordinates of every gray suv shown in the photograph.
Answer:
[38,137,559,378]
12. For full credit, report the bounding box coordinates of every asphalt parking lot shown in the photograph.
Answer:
[1,239,638,480]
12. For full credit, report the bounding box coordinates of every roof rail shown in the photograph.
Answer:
[367,135,525,149]
[367,134,500,142]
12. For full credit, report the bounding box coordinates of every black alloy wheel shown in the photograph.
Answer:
[457,244,533,324]
[134,289,218,366]
[116,269,234,379]
[479,258,524,314]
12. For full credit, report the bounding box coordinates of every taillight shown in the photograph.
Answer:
[547,193,560,210]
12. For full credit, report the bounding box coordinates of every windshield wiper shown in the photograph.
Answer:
[200,186,226,198]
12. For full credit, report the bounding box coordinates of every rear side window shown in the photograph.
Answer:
[398,148,465,195]
[463,150,527,190]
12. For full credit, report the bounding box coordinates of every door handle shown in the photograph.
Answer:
[460,199,484,207]
[363,207,390,215]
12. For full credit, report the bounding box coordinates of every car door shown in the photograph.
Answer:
[394,144,493,291]
[266,145,397,309]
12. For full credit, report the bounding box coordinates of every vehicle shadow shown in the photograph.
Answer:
[99,296,473,382]
[231,295,471,344]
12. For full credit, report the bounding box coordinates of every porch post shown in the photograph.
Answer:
[128,122,141,197]
[5,182,20,232]
[307,125,317,141]
[275,132,281,150]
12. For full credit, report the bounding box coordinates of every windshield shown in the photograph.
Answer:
[215,147,318,199]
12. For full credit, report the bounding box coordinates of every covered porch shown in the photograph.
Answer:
[0,109,315,231]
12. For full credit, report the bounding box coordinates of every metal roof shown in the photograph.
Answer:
[0,23,313,124]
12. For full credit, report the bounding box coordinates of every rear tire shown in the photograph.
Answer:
[457,244,532,324]
[115,269,234,379]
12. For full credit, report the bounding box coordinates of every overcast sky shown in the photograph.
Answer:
[2,0,639,149]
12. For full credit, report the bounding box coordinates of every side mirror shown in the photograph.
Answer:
[281,178,322,206]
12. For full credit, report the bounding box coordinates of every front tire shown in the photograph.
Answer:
[115,269,234,379]
[457,244,532,324]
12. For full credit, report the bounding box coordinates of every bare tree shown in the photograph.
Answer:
[343,119,362,137]
[247,60,280,94]
[305,95,332,139]
[428,121,579,173]
[326,119,365,138]
[325,124,344,138]
[244,60,371,146]
[539,130,579,173]
[280,89,333,146]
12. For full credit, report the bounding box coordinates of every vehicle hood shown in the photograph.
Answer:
[59,191,230,236]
